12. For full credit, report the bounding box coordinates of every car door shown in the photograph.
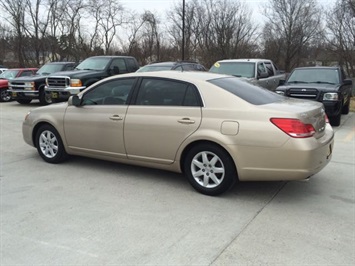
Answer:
[64,77,137,158]
[124,77,202,164]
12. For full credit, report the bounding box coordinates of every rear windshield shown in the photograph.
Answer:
[137,65,173,72]
[209,62,255,78]
[208,77,284,105]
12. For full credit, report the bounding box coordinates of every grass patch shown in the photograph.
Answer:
[351,97,355,112]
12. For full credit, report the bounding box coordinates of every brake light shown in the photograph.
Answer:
[325,114,329,123]
[270,118,316,138]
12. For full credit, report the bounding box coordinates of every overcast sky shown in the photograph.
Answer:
[120,0,337,24]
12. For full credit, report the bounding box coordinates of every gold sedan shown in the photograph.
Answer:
[22,71,334,195]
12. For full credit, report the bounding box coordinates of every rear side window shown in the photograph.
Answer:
[208,77,284,105]
[126,58,138,72]
[135,78,202,106]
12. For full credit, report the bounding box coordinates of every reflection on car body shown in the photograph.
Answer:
[23,71,334,195]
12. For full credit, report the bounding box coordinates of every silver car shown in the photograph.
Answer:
[23,71,334,195]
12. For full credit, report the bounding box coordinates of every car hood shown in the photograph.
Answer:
[49,70,103,78]
[10,75,46,82]
[278,83,339,91]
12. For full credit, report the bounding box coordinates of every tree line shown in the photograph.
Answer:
[0,0,354,75]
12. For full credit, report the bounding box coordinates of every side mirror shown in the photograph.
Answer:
[110,66,119,75]
[278,79,286,86]
[344,79,353,86]
[258,72,269,79]
[70,95,81,106]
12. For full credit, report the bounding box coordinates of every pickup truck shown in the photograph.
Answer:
[45,55,140,102]
[209,58,285,91]
[275,66,352,126]
[0,68,38,102]
[8,62,77,105]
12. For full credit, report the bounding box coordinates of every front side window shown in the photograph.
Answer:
[135,78,201,106]
[264,62,274,76]
[257,62,267,76]
[110,58,127,73]
[19,70,34,77]
[81,78,136,105]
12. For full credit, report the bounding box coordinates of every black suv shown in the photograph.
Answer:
[45,55,140,102]
[137,61,207,72]
[8,62,77,105]
[276,66,352,126]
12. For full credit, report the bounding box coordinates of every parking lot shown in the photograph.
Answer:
[1,100,354,265]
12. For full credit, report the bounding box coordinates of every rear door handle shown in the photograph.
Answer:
[178,118,195,124]
[109,115,123,121]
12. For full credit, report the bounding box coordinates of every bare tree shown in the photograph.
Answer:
[0,23,12,65]
[0,0,26,65]
[262,0,323,72]
[327,0,355,76]
[167,0,258,67]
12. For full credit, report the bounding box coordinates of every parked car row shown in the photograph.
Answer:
[2,56,353,126]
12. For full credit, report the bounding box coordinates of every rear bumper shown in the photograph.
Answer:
[228,125,334,181]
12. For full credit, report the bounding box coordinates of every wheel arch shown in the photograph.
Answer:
[32,122,63,148]
[179,140,239,180]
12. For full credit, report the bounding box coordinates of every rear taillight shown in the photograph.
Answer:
[325,114,329,123]
[270,118,316,138]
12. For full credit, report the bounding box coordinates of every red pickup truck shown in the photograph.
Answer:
[0,68,38,102]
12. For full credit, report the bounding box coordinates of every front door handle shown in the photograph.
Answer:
[109,115,123,121]
[178,118,195,124]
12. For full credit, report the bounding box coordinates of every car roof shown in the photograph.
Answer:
[5,68,38,71]
[216,59,272,63]
[105,70,228,83]
[46,62,76,65]
[87,56,136,59]
[145,61,200,67]
[293,66,339,70]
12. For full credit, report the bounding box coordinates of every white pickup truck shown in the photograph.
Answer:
[209,58,286,91]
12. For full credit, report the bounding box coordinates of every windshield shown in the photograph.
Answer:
[209,62,255,78]
[37,64,65,75]
[288,68,340,84]
[136,65,173,72]
[0,70,20,79]
[76,58,111,71]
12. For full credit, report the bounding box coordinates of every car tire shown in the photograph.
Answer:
[17,99,32,104]
[0,89,11,102]
[39,87,52,105]
[330,112,341,127]
[184,143,237,196]
[342,100,350,115]
[35,124,68,164]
